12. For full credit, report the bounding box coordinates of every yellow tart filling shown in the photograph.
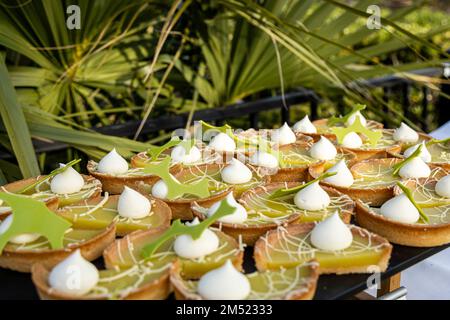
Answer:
[58,195,168,235]
[257,226,388,271]
[239,186,353,223]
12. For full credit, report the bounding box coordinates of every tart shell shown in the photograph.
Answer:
[254,223,392,275]
[355,200,450,247]
[169,260,318,300]
[0,224,116,273]
[31,262,171,300]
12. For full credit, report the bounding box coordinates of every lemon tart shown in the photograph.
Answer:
[356,178,450,247]
[170,259,318,300]
[254,222,392,275]
[57,193,171,236]
[0,224,116,272]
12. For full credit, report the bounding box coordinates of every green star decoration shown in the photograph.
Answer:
[327,104,366,127]
[331,116,382,147]
[143,157,210,200]
[268,171,336,199]
[0,193,72,253]
[140,198,235,258]
[146,137,195,161]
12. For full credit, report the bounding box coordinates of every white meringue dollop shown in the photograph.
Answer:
[171,145,202,164]
[323,160,354,188]
[221,159,252,184]
[48,249,99,296]
[50,164,85,195]
[346,111,367,127]
[294,182,330,211]
[271,122,296,145]
[117,186,151,219]
[0,214,40,244]
[207,193,248,224]
[341,132,363,148]
[173,218,219,259]
[208,133,236,152]
[380,193,419,224]
[97,148,129,175]
[403,142,431,163]
[309,136,337,160]
[197,260,250,300]
[393,122,419,143]
[293,115,317,134]
[310,212,353,251]
[398,157,431,179]
[435,175,450,198]
[151,179,169,199]
[249,151,279,169]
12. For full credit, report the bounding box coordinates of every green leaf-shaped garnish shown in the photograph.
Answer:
[147,137,196,162]
[140,198,235,258]
[426,137,450,147]
[199,120,258,147]
[268,171,337,200]
[0,193,72,253]
[327,104,366,127]
[392,143,423,176]
[143,157,210,200]
[332,116,382,147]
[18,159,81,194]
[396,182,429,223]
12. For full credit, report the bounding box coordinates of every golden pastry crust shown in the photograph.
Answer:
[31,262,171,300]
[337,144,401,162]
[0,224,116,273]
[169,260,319,300]
[355,200,450,247]
[87,160,181,195]
[254,223,392,275]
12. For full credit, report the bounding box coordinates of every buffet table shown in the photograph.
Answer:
[0,122,448,300]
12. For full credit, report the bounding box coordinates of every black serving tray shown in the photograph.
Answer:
[0,243,448,300]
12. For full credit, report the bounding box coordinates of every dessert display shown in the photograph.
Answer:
[57,187,171,236]
[0,160,101,217]
[87,148,179,194]
[0,108,448,301]
[254,213,392,274]
[191,173,354,245]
